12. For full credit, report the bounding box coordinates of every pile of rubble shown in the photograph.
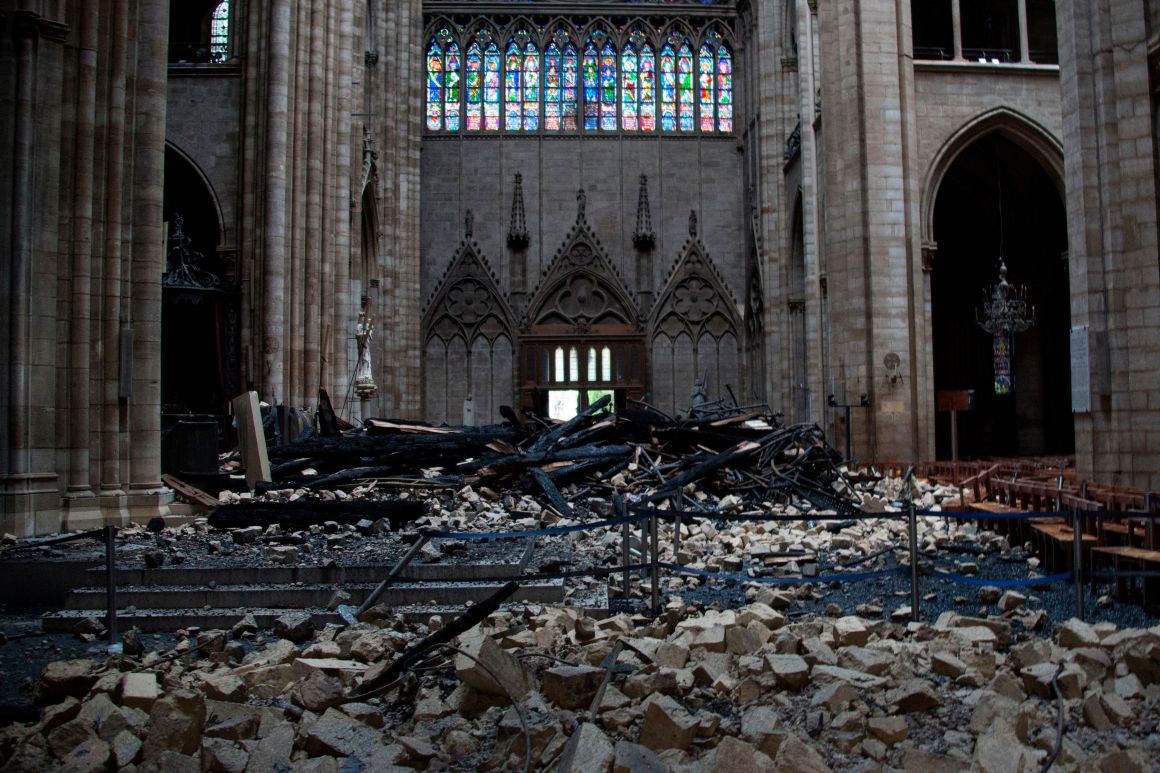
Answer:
[4,596,1158,772]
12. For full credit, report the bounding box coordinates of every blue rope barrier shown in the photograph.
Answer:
[658,561,908,586]
[430,511,652,540]
[923,567,1072,588]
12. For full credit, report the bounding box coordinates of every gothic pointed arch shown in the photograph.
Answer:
[518,192,647,418]
[649,220,743,414]
[524,192,642,334]
[421,231,516,425]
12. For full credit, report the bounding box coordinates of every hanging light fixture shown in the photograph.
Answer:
[974,160,1035,396]
[975,259,1035,337]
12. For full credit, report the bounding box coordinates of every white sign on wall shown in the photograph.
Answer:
[1070,325,1091,413]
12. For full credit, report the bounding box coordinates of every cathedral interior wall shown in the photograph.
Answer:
[165,74,243,246]
[420,137,747,311]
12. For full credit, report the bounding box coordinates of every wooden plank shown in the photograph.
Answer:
[161,474,219,509]
[1090,546,1160,563]
[231,391,271,489]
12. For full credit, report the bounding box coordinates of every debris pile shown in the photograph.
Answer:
[213,398,865,528]
[4,601,1158,771]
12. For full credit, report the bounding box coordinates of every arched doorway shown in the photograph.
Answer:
[931,132,1072,458]
[161,144,238,475]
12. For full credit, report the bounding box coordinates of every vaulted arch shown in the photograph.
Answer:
[922,107,1064,246]
[421,230,515,425]
[649,223,742,414]
[519,192,646,419]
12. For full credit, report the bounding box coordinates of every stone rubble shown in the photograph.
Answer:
[3,597,1158,773]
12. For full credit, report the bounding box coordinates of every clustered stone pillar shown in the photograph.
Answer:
[241,0,361,416]
[0,1,172,536]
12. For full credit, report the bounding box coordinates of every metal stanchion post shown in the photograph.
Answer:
[650,512,660,613]
[671,496,681,556]
[1072,507,1085,621]
[907,471,920,621]
[105,525,118,649]
[616,496,630,598]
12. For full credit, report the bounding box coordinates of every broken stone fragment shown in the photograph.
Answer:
[866,716,908,746]
[765,653,810,690]
[272,611,315,643]
[118,672,161,712]
[1057,617,1100,648]
[638,694,698,752]
[39,658,97,703]
[832,616,872,647]
[541,665,606,710]
[141,689,206,760]
[772,734,832,773]
[997,590,1027,611]
[885,679,941,713]
[454,630,535,699]
[558,722,615,773]
[612,740,666,773]
[201,672,246,702]
[292,672,345,712]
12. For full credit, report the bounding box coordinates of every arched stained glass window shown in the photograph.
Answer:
[545,39,579,131]
[716,44,733,132]
[426,39,445,131]
[678,43,695,131]
[660,42,677,132]
[465,42,483,131]
[522,41,540,131]
[445,43,461,131]
[583,40,600,131]
[505,42,522,131]
[640,45,656,132]
[699,43,715,132]
[483,41,501,131]
[210,2,230,63]
[621,43,639,131]
[600,40,618,131]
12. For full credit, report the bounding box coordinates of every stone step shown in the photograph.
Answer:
[64,579,565,610]
[80,558,529,588]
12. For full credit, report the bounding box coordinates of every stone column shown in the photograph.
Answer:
[1018,0,1030,62]
[951,0,963,60]
[127,0,172,520]
[262,0,291,403]
[66,0,98,503]
[99,0,128,503]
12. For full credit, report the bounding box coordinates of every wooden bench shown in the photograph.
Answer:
[1029,521,1097,573]
[1090,545,1160,611]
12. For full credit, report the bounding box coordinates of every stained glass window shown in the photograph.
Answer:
[993,333,1013,395]
[426,40,444,131]
[505,42,522,131]
[699,44,715,132]
[484,41,501,131]
[546,39,579,131]
[445,43,461,131]
[600,41,618,131]
[678,43,695,131]
[545,42,563,130]
[716,45,732,132]
[466,42,483,131]
[621,43,639,131]
[523,42,540,131]
[640,45,656,132]
[583,40,600,131]
[660,42,677,131]
[210,2,230,63]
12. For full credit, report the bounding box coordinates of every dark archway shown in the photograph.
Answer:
[932,133,1072,458]
[161,145,238,474]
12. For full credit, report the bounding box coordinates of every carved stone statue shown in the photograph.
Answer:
[690,375,708,408]
[354,309,377,400]
[577,189,587,220]
[464,209,474,239]
[689,209,698,238]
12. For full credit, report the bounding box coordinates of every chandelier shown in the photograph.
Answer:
[975,259,1035,335]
